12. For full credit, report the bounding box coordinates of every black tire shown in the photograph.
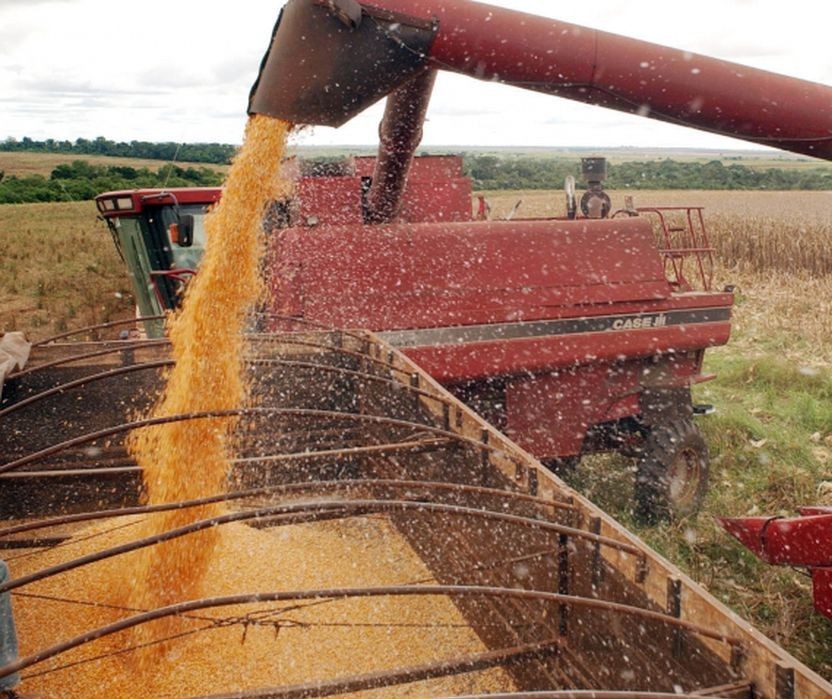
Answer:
[635,420,709,523]
[541,456,580,478]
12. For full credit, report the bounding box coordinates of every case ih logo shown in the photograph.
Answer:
[380,308,729,348]
[611,314,668,331]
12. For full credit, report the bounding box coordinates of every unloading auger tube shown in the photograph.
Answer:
[249,0,832,220]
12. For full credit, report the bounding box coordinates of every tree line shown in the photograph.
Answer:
[464,155,832,191]
[1,136,235,165]
[2,148,831,205]
[0,160,224,204]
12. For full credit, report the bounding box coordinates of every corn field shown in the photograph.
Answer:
[485,189,832,277]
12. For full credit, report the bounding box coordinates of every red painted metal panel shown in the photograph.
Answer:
[269,218,677,331]
[399,178,472,223]
[812,568,832,620]
[353,154,464,179]
[720,514,832,567]
[409,218,667,294]
[505,363,643,458]
[297,177,364,226]
[368,0,832,159]
[274,226,416,329]
[408,155,465,179]
[352,155,471,222]
[404,321,731,383]
[721,513,832,621]
[394,292,734,331]
[96,188,222,217]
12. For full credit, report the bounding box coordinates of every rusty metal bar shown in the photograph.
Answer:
[6,340,169,380]
[667,578,683,659]
[0,357,447,418]
[0,439,452,481]
[9,335,387,382]
[0,537,69,550]
[249,358,447,402]
[589,517,602,596]
[0,408,512,475]
[445,693,731,699]
[251,336,410,375]
[0,476,574,539]
[254,313,369,343]
[0,498,642,595]
[194,638,560,699]
[234,438,453,466]
[0,360,172,418]
[557,533,569,637]
[0,585,740,681]
[2,466,137,480]
[30,316,168,347]
[694,682,754,697]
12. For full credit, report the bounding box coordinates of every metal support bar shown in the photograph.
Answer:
[0,477,577,539]
[480,429,490,470]
[667,578,683,659]
[528,468,539,497]
[195,638,560,699]
[0,408,511,475]
[0,499,649,595]
[635,555,648,584]
[0,537,69,550]
[31,315,167,347]
[0,585,740,681]
[775,665,795,699]
[589,517,602,596]
[558,533,570,637]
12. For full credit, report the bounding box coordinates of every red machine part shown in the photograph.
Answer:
[376,0,832,159]
[720,513,832,620]
[96,188,222,216]
[251,0,832,160]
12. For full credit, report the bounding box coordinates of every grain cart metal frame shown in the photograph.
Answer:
[1,324,832,696]
[96,0,832,522]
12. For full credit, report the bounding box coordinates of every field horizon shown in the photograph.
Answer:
[3,145,831,180]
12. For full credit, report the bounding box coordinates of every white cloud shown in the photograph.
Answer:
[1,0,829,150]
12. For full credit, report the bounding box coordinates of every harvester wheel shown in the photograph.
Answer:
[635,420,709,523]
[542,456,580,478]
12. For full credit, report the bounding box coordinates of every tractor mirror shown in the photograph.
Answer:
[177,214,195,248]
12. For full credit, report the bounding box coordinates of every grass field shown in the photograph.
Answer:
[0,201,134,334]
[1,189,830,678]
[0,151,231,178]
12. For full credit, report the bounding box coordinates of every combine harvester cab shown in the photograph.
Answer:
[95,187,222,335]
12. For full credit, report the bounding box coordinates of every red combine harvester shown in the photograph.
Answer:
[96,0,832,523]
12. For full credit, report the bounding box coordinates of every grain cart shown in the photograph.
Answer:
[3,328,832,697]
[96,0,832,520]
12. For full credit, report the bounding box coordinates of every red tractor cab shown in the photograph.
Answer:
[96,187,222,334]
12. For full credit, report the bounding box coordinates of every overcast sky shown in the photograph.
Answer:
[1,0,830,151]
